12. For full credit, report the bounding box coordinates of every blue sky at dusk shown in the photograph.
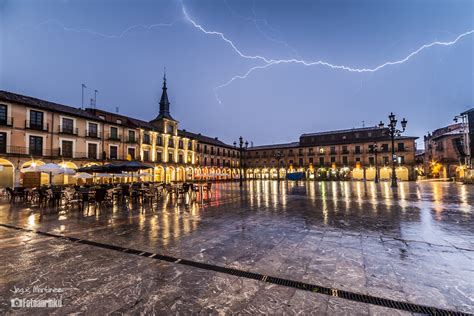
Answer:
[0,0,473,147]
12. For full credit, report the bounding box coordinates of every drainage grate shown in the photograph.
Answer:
[0,223,469,316]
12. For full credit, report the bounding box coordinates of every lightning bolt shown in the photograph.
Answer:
[182,4,474,103]
[22,1,474,105]
[28,18,183,39]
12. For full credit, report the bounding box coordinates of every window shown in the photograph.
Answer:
[383,156,389,165]
[211,158,214,165]
[88,143,98,159]
[0,132,6,153]
[355,157,361,162]
[128,147,136,160]
[299,158,303,166]
[381,144,389,152]
[116,119,122,124]
[398,156,405,164]
[30,110,44,129]
[299,148,304,156]
[110,146,118,159]
[62,118,74,134]
[61,140,73,158]
[204,145,208,154]
[289,149,293,156]
[309,148,314,155]
[167,124,174,134]
[342,156,348,165]
[143,150,150,161]
[397,143,405,151]
[330,156,336,163]
[179,140,183,149]
[355,146,361,154]
[319,157,325,166]
[29,136,43,156]
[188,142,192,150]
[168,138,174,147]
[143,133,150,144]
[156,151,162,162]
[330,146,336,154]
[204,157,207,165]
[128,130,136,142]
[88,123,98,137]
[110,127,119,139]
[168,152,173,163]
[0,104,7,123]
[342,146,348,154]
[369,157,375,165]
[309,157,313,165]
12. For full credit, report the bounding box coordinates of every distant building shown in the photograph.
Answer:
[244,126,418,181]
[423,123,467,179]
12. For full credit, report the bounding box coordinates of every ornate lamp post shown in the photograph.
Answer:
[273,150,284,181]
[234,136,248,187]
[372,143,379,183]
[378,113,408,188]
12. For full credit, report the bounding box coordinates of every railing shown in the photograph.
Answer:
[342,150,350,155]
[124,136,138,143]
[107,133,121,141]
[0,117,13,127]
[86,130,101,139]
[58,125,79,135]
[0,146,58,157]
[25,120,48,132]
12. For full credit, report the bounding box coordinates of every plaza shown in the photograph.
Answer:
[0,180,473,314]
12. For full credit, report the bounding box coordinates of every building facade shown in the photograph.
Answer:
[244,127,418,181]
[0,77,240,187]
[423,123,469,179]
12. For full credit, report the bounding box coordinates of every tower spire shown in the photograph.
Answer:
[152,67,176,122]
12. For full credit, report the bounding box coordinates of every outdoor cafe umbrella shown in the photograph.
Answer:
[105,161,153,172]
[76,164,113,173]
[73,172,94,179]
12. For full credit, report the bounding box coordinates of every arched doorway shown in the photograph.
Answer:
[0,158,14,187]
[176,167,185,182]
[270,168,278,179]
[279,168,286,180]
[380,167,391,180]
[254,169,261,179]
[353,167,365,181]
[395,166,409,181]
[166,166,175,183]
[246,169,254,179]
[154,165,164,182]
[186,167,194,181]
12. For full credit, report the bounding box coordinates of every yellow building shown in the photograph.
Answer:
[0,76,240,187]
[243,127,418,181]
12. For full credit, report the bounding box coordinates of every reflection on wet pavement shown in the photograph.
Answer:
[0,181,473,314]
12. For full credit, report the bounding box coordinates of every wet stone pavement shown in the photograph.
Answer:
[0,181,473,315]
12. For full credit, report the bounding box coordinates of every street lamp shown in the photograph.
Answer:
[234,136,248,187]
[273,150,284,181]
[379,113,407,188]
[372,143,379,183]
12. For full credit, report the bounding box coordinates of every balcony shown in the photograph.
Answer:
[342,150,350,155]
[25,120,48,132]
[107,133,122,141]
[0,117,13,127]
[86,130,101,139]
[124,136,138,143]
[143,139,151,145]
[58,125,79,135]
[0,146,59,157]
[57,148,88,159]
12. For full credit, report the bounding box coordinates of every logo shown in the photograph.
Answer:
[11,298,23,308]
[10,298,63,308]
